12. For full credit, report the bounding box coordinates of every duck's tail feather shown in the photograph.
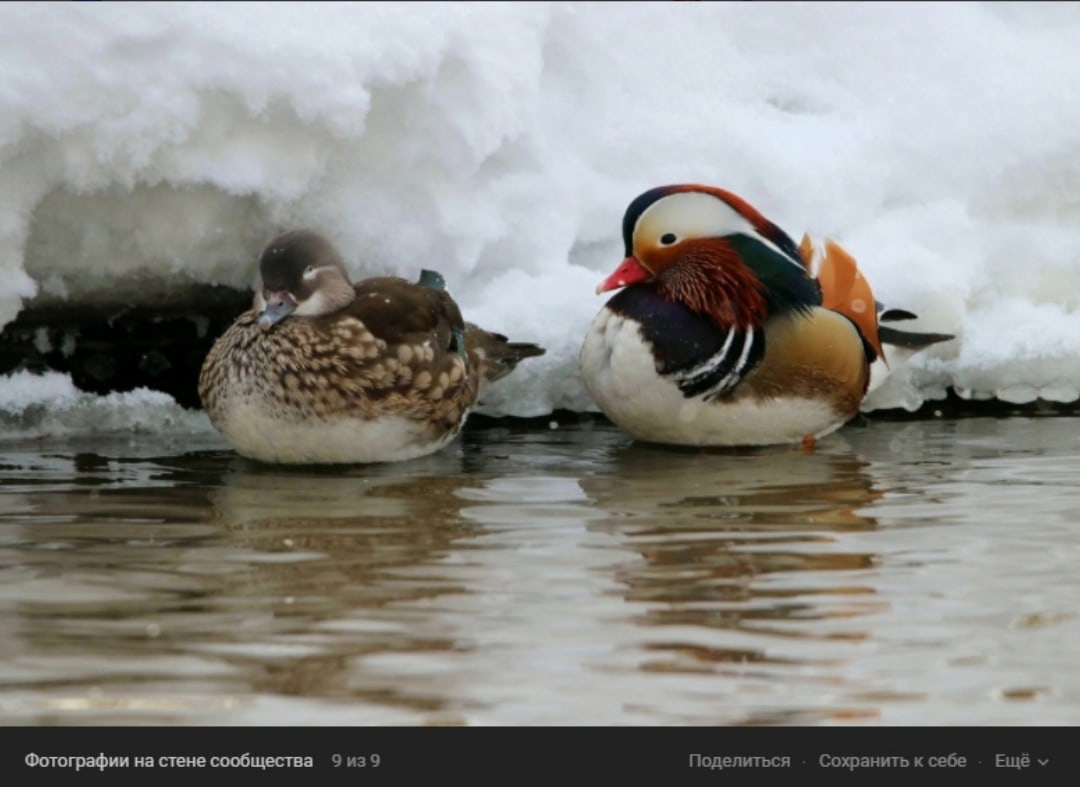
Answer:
[878,306,919,323]
[465,323,546,384]
[878,324,955,351]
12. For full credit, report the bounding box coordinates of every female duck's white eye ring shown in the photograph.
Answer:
[302,265,317,280]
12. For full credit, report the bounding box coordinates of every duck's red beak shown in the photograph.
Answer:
[596,256,652,295]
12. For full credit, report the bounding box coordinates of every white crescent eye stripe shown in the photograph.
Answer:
[634,191,804,270]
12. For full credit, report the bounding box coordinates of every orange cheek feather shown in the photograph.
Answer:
[596,256,652,294]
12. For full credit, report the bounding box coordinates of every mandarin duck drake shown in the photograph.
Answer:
[580,184,953,447]
[199,230,544,464]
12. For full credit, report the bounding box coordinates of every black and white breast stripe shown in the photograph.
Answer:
[606,286,765,402]
[666,326,762,400]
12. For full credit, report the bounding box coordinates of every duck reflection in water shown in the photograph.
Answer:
[202,459,485,713]
[577,439,889,724]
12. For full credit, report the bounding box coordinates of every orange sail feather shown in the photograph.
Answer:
[799,233,886,364]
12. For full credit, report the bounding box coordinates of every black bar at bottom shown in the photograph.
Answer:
[5,726,1074,784]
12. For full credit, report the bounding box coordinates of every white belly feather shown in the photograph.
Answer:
[215,400,463,465]
[580,309,843,446]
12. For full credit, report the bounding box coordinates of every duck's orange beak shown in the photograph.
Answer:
[596,256,652,295]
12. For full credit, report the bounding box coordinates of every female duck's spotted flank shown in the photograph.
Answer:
[199,230,544,464]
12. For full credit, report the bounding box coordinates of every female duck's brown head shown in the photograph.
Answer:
[254,230,357,331]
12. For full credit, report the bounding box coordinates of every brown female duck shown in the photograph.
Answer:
[199,230,544,464]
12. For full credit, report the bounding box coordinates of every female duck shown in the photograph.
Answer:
[199,230,544,464]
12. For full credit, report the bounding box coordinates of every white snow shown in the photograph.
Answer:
[2,1,1080,435]
[0,371,210,440]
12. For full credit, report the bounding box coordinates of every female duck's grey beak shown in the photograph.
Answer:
[257,291,297,332]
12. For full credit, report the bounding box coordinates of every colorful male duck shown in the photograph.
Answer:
[580,184,953,447]
[199,230,544,464]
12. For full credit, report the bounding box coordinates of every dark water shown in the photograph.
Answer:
[1,416,1078,725]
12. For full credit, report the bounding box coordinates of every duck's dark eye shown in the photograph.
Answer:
[660,233,677,246]
[302,265,316,279]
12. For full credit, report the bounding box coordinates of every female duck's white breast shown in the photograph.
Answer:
[580,308,843,446]
[213,396,461,464]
